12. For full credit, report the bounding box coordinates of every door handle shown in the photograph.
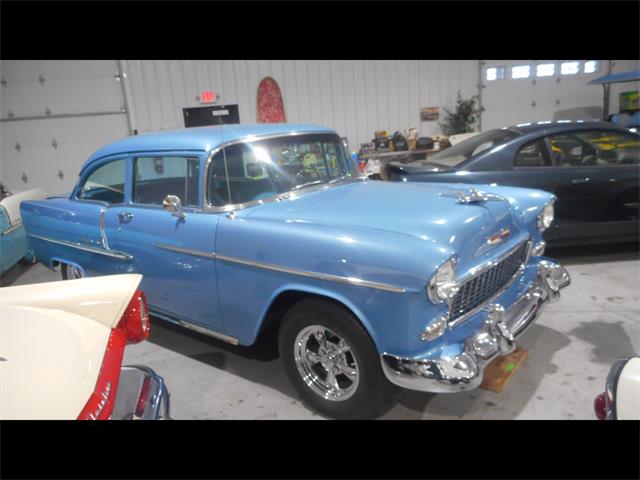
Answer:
[571,178,590,185]
[118,212,134,223]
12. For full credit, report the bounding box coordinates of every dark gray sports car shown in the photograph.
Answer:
[382,121,639,246]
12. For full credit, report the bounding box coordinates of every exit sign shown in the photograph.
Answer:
[200,90,216,104]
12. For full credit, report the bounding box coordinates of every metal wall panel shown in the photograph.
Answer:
[121,60,480,148]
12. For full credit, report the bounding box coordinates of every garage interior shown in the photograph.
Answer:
[1,60,639,419]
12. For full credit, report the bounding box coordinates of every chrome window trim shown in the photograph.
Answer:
[448,238,532,328]
[29,233,132,261]
[202,130,357,213]
[154,243,406,293]
[1,221,22,236]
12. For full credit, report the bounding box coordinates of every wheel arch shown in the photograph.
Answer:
[253,284,378,348]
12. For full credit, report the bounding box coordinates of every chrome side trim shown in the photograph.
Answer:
[155,243,215,259]
[150,308,239,345]
[154,243,406,293]
[215,253,407,293]
[98,209,109,249]
[180,322,239,345]
[1,221,22,236]
[29,233,132,260]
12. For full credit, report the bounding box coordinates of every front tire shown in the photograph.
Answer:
[279,298,397,419]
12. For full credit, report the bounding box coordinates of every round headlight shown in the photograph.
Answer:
[427,258,459,303]
[538,202,554,231]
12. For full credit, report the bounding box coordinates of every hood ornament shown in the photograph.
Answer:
[456,188,504,204]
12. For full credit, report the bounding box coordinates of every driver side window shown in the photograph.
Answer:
[78,159,126,204]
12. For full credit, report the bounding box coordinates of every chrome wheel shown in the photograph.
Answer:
[67,264,84,279]
[293,325,359,402]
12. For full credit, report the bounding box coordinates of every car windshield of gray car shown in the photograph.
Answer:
[421,129,521,167]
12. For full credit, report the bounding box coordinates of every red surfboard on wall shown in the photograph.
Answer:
[257,77,286,123]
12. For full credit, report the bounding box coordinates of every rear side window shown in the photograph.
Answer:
[515,140,551,167]
[549,130,640,167]
[78,159,126,204]
[133,156,200,206]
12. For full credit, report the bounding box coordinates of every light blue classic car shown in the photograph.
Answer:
[21,123,571,418]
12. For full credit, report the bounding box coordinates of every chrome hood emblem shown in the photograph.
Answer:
[487,227,510,246]
[456,188,504,204]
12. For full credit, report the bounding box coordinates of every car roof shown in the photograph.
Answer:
[81,123,336,173]
[504,120,631,135]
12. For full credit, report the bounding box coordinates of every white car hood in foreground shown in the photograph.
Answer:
[0,274,142,419]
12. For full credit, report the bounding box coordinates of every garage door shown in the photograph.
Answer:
[480,60,610,130]
[0,61,130,195]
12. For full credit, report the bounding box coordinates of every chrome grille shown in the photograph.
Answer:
[450,241,530,322]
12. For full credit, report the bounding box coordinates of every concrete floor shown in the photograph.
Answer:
[3,244,639,419]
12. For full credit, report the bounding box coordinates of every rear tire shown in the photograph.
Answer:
[279,298,397,419]
[61,263,84,280]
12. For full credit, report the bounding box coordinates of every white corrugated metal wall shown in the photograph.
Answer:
[122,60,480,148]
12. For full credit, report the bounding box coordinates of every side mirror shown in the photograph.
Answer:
[162,194,186,219]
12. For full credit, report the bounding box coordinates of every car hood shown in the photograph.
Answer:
[245,180,530,271]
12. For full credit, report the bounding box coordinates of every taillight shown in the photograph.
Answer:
[118,289,149,344]
[77,289,150,420]
[594,392,607,420]
[77,327,126,420]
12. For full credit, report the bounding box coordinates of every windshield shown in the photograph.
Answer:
[208,133,354,206]
[424,129,521,167]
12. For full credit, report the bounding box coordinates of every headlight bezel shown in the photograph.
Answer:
[427,256,460,304]
[537,201,555,232]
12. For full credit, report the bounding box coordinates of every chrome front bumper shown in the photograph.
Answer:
[112,366,171,420]
[381,260,571,393]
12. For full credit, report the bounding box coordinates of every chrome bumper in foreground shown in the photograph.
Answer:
[381,260,571,393]
[112,366,171,420]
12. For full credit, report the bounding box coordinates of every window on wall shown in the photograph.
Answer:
[536,63,556,77]
[486,66,505,81]
[78,159,126,204]
[560,61,580,75]
[511,65,531,79]
[133,156,200,206]
[584,60,601,74]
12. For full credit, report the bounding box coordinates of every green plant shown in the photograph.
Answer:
[440,91,484,135]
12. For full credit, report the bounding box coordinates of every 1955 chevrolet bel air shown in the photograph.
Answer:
[21,123,571,418]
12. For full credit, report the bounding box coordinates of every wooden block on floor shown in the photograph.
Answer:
[480,347,527,393]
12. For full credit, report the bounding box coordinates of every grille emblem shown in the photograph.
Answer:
[487,228,510,246]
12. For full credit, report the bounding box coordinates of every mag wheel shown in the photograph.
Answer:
[279,298,397,419]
